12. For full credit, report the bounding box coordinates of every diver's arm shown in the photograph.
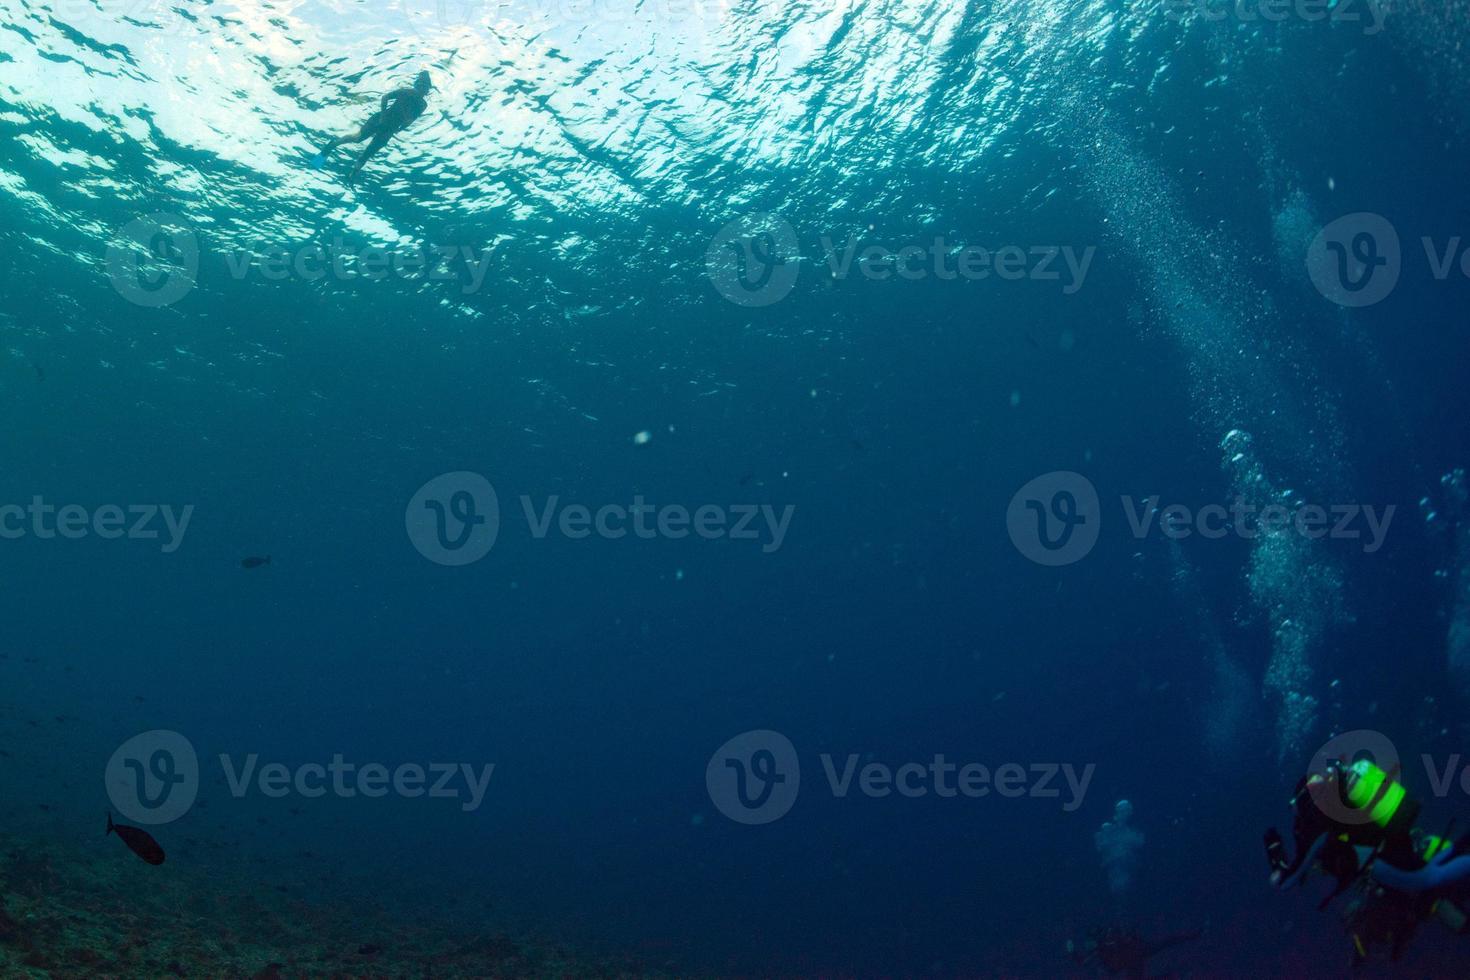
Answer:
[1370,848,1470,893]
[1266,829,1328,890]
[382,87,415,110]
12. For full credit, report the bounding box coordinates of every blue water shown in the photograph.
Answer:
[4,0,1470,975]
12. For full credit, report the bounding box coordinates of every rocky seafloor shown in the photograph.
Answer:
[0,831,665,979]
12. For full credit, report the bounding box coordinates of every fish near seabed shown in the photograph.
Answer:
[107,812,166,865]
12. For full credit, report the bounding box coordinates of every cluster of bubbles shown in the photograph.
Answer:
[1223,429,1346,765]
[1165,539,1255,769]
[1095,799,1145,899]
[1424,470,1470,703]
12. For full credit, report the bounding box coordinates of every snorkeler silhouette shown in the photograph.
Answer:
[314,71,433,183]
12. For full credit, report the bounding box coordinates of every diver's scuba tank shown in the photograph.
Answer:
[1338,759,1419,838]
[1267,759,1423,891]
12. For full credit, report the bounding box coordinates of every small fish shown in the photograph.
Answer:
[108,813,165,865]
[241,556,271,569]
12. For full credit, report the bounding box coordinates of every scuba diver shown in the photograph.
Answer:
[1068,926,1201,979]
[1265,754,1470,967]
[314,71,434,183]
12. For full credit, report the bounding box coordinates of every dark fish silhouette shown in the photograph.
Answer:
[241,555,271,569]
[107,812,165,865]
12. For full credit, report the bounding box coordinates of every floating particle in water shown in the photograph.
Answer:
[633,430,652,445]
[1009,390,1021,407]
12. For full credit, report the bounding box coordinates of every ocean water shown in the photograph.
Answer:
[3,0,1470,975]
